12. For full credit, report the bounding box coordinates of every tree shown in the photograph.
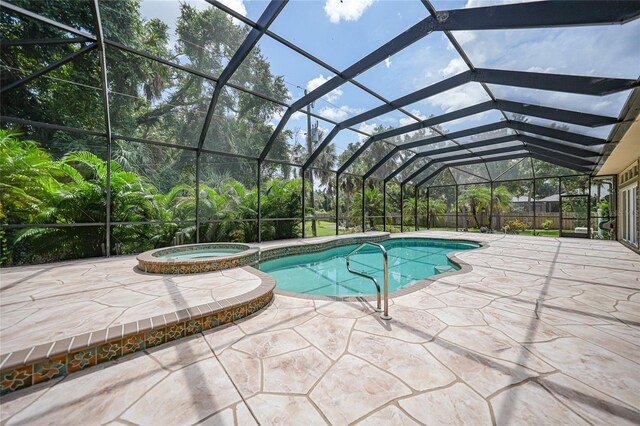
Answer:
[428,199,447,227]
[489,186,513,229]
[458,186,491,228]
[351,186,384,230]
[262,179,302,240]
[293,123,338,236]
[0,131,61,225]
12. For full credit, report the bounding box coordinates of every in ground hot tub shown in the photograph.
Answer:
[137,243,259,274]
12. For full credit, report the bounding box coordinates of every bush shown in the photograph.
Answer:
[542,219,554,230]
[503,219,530,234]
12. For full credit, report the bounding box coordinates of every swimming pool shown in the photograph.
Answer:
[259,238,479,297]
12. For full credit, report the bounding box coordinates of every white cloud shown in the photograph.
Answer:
[449,31,476,49]
[290,111,306,121]
[384,57,392,68]
[410,109,427,120]
[399,117,415,126]
[319,107,349,121]
[318,105,364,121]
[307,74,344,103]
[399,110,425,126]
[218,0,247,17]
[358,122,377,137]
[324,0,375,24]
[427,83,489,113]
[441,58,467,77]
[526,66,555,74]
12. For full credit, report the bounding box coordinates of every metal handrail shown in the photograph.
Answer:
[345,242,391,320]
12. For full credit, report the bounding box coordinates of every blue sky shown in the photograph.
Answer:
[138,0,640,162]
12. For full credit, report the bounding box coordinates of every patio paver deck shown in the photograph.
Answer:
[0,260,265,355]
[1,231,639,425]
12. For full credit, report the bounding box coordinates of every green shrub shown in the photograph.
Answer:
[502,219,530,234]
[542,219,555,230]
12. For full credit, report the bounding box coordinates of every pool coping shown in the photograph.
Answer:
[0,266,275,395]
[269,234,488,302]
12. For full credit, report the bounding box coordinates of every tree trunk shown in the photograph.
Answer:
[472,205,480,228]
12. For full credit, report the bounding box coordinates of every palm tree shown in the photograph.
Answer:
[427,198,447,228]
[489,186,513,230]
[339,175,358,228]
[309,126,337,236]
[351,186,384,230]
[458,186,491,228]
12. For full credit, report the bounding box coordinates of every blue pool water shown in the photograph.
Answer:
[259,238,479,297]
[159,249,243,259]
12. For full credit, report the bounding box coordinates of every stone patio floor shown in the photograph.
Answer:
[1,231,639,425]
[0,258,264,355]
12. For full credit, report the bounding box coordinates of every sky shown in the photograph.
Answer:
[137,0,640,161]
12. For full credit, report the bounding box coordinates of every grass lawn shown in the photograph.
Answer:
[304,220,337,237]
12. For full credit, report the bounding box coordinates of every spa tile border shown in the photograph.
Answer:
[272,235,487,302]
[0,267,274,396]
[137,243,259,274]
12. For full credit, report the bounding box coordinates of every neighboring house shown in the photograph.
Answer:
[511,185,610,214]
[510,195,559,213]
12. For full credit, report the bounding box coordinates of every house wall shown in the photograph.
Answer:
[617,157,640,253]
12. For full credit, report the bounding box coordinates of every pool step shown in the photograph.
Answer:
[435,264,457,274]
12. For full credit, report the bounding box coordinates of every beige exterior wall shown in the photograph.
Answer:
[617,158,640,253]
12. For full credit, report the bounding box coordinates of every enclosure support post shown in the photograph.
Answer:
[588,175,592,239]
[531,156,536,236]
[415,186,418,231]
[362,178,366,233]
[532,178,536,237]
[257,161,262,243]
[427,187,430,230]
[383,182,387,232]
[400,184,404,233]
[90,0,112,258]
[490,183,494,232]
[335,172,340,236]
[455,185,459,232]
[558,177,563,238]
[301,170,306,238]
[196,151,201,243]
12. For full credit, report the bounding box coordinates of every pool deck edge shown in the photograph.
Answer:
[0,266,275,395]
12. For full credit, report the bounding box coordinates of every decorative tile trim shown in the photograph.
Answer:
[137,243,259,274]
[258,233,390,262]
[0,266,274,396]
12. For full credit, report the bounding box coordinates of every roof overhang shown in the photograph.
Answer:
[597,88,640,175]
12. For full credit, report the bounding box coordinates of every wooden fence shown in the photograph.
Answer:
[433,212,585,230]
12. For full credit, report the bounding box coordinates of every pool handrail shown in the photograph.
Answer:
[345,242,391,320]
